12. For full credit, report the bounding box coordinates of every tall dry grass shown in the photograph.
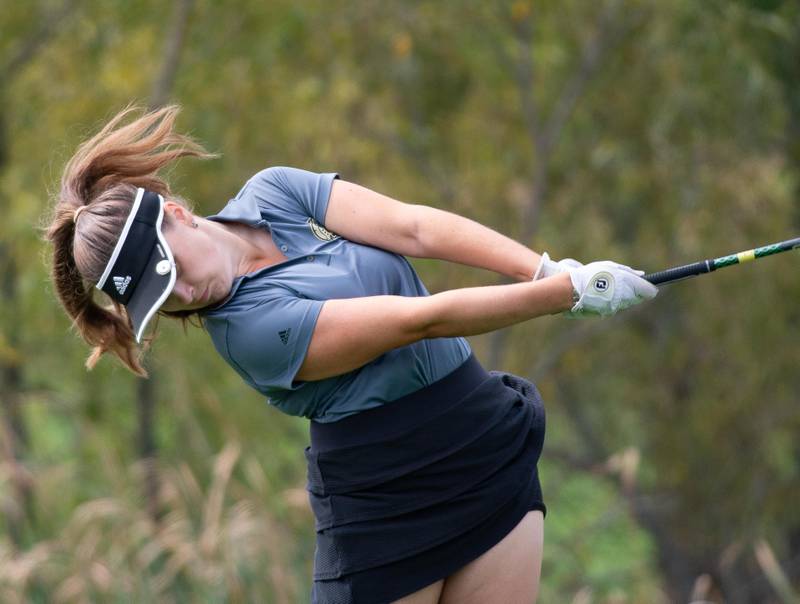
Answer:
[0,442,310,603]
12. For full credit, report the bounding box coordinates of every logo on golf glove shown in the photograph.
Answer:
[592,275,611,293]
[568,265,657,317]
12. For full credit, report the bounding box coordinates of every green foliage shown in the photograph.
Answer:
[2,0,800,600]
[539,461,665,602]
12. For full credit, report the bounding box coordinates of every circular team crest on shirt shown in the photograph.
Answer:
[307,217,340,241]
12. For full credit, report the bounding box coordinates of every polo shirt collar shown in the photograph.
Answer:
[204,195,267,229]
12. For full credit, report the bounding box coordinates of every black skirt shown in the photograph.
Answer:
[305,352,547,604]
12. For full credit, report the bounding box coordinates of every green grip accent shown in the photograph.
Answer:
[754,243,786,258]
[714,254,740,268]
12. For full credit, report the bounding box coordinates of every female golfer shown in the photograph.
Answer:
[45,105,657,604]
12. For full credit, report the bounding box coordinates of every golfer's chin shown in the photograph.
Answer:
[160,281,230,314]
[160,298,202,313]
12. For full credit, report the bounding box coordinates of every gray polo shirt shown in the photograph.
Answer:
[199,166,472,423]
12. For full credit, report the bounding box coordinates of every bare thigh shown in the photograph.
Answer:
[439,510,544,604]
[389,579,444,604]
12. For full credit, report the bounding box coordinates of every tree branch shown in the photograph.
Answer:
[505,0,637,238]
[149,0,194,108]
[539,0,627,158]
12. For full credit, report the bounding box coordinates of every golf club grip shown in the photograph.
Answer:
[644,261,712,285]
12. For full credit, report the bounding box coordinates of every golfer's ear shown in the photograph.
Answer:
[163,202,192,227]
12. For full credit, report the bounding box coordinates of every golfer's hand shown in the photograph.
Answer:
[532,252,584,280]
[567,261,658,318]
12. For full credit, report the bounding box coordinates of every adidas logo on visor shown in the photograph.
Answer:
[113,275,132,295]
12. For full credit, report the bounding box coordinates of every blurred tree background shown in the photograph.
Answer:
[1,0,799,602]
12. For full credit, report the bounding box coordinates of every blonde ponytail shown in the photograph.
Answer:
[42,104,218,376]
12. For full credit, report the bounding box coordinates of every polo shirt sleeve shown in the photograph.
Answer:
[227,290,325,391]
[258,166,339,225]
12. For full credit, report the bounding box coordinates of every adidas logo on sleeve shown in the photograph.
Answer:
[114,275,132,295]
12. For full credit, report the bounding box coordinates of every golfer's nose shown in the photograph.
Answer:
[172,280,194,305]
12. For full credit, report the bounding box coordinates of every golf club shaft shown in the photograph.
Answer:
[643,236,800,285]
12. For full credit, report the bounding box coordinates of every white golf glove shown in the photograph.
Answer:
[567,260,659,317]
[532,252,584,280]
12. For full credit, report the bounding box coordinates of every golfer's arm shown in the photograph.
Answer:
[413,206,544,282]
[295,273,573,381]
[423,272,573,338]
[322,180,542,281]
